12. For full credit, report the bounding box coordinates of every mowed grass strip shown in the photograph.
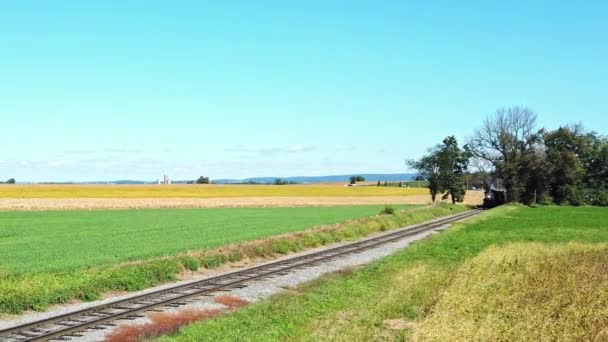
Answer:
[157,206,608,342]
[0,204,474,314]
[0,184,427,198]
[0,205,416,273]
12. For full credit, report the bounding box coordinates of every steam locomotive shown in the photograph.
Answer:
[483,189,506,208]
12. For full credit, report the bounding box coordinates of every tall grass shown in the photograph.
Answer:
[414,243,608,341]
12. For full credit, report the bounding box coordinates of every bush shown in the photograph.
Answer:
[227,252,244,263]
[380,206,395,215]
[202,255,225,269]
[250,246,270,257]
[181,256,200,271]
[301,234,323,248]
[588,188,608,207]
[271,241,292,254]
[566,185,586,206]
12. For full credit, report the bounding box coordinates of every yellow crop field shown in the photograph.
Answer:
[0,184,428,198]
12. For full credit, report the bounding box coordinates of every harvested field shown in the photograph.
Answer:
[0,192,484,211]
[0,184,426,198]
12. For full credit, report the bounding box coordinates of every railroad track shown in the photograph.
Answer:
[0,209,482,342]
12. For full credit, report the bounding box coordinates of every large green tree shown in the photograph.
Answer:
[544,126,589,204]
[409,147,441,202]
[409,136,471,203]
[469,106,541,202]
[436,136,472,203]
[586,137,608,205]
[543,126,608,206]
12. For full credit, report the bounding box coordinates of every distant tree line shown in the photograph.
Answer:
[376,181,408,187]
[410,106,608,206]
[195,176,210,184]
[274,178,298,185]
[349,175,365,184]
[0,178,16,184]
[189,177,300,185]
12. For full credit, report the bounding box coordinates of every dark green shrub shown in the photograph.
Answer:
[380,206,395,215]
[271,241,292,254]
[251,246,270,257]
[301,233,323,247]
[202,255,225,269]
[227,251,244,262]
[181,256,200,271]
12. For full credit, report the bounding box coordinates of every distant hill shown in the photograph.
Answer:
[30,173,417,185]
[213,173,417,184]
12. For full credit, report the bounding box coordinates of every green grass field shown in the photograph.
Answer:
[1,204,480,314]
[159,206,608,341]
[0,205,417,274]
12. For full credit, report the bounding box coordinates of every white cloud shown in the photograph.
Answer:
[335,145,356,152]
[104,148,140,153]
[48,161,65,168]
[66,149,96,155]
[225,145,315,155]
[285,145,314,153]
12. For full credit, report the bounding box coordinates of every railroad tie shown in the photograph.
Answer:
[66,333,84,337]
[126,314,145,319]
[99,323,116,327]
[170,290,196,296]
[164,303,183,307]
[56,322,77,327]
[112,305,135,310]
[15,331,38,338]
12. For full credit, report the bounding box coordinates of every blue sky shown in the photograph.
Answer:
[1,1,607,182]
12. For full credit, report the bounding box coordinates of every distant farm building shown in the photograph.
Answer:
[158,174,171,185]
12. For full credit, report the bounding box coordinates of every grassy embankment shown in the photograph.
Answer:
[0,184,427,198]
[159,206,608,341]
[0,204,469,314]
